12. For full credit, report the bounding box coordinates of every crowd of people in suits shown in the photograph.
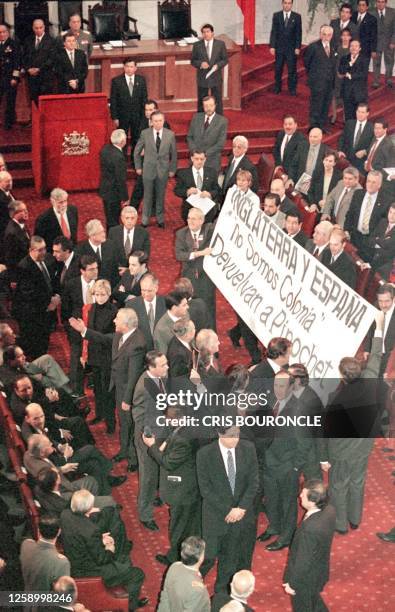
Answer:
[0,2,395,611]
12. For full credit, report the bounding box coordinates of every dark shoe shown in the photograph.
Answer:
[157,222,165,229]
[227,329,241,347]
[127,463,138,472]
[336,529,348,535]
[387,80,393,88]
[141,520,159,531]
[136,598,149,609]
[376,531,395,542]
[108,475,127,487]
[266,539,288,551]
[273,87,281,94]
[155,553,171,566]
[257,529,277,542]
[349,522,359,530]
[153,497,164,507]
[372,81,380,89]
[111,452,127,462]
[382,447,394,453]
[88,416,103,425]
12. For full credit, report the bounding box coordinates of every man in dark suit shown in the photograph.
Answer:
[76,219,119,288]
[368,203,395,275]
[338,39,369,121]
[197,426,259,593]
[285,210,308,247]
[0,23,21,130]
[283,480,336,612]
[174,150,220,223]
[23,19,55,104]
[134,111,177,228]
[352,0,378,57]
[174,277,212,332]
[364,118,395,174]
[288,127,328,185]
[2,200,30,277]
[108,205,150,269]
[191,23,228,114]
[322,228,357,289]
[125,273,166,351]
[175,208,216,329]
[70,309,146,467]
[303,25,337,131]
[12,236,60,359]
[143,406,200,566]
[344,170,390,260]
[34,188,78,251]
[0,170,14,246]
[305,220,332,262]
[110,57,147,160]
[99,129,129,229]
[52,236,80,292]
[372,0,395,88]
[61,255,99,395]
[364,283,395,375]
[330,2,358,47]
[338,102,374,173]
[269,0,302,95]
[273,115,307,176]
[167,318,195,379]
[55,33,88,94]
[186,96,228,173]
[221,136,259,199]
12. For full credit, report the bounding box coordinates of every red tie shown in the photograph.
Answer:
[366,140,379,172]
[60,213,71,239]
[313,248,320,258]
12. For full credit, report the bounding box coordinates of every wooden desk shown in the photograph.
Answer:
[87,35,241,112]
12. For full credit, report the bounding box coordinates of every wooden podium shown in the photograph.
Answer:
[32,94,111,194]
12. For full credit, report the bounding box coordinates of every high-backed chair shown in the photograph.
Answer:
[158,0,195,39]
[88,2,140,42]
[257,153,275,197]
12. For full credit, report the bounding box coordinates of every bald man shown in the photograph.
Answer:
[23,19,55,104]
[212,570,256,611]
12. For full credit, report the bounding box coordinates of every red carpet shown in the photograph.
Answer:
[10,184,395,612]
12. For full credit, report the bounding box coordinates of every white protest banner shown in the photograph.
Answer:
[204,186,378,379]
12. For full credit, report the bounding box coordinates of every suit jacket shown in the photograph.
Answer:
[86,301,118,368]
[305,241,330,262]
[187,113,228,172]
[134,127,177,179]
[0,188,13,240]
[175,223,214,281]
[2,219,30,271]
[126,295,166,351]
[369,218,395,271]
[289,142,328,184]
[321,249,357,289]
[22,33,55,77]
[61,275,84,321]
[338,53,369,102]
[157,561,210,612]
[372,7,395,51]
[56,252,80,293]
[212,593,253,612]
[12,254,55,321]
[322,179,363,227]
[222,154,259,195]
[289,230,308,248]
[284,505,336,592]
[337,119,374,173]
[107,224,151,267]
[196,439,259,537]
[366,136,395,172]
[132,369,170,429]
[55,48,88,94]
[85,327,146,406]
[167,336,193,378]
[306,167,343,205]
[191,38,228,87]
[365,308,395,371]
[344,189,390,242]
[188,297,211,332]
[154,311,176,355]
[23,451,75,493]
[76,240,119,288]
[112,269,148,305]
[303,40,337,89]
[174,164,221,220]
[20,538,70,593]
[110,73,147,128]
[330,18,358,48]
[34,204,78,250]
[269,10,302,52]
[352,11,378,55]
[98,144,128,202]
[273,130,307,173]
[280,196,298,216]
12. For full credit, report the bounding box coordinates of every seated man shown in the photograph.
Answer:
[322,228,357,289]
[284,210,308,247]
[61,490,147,611]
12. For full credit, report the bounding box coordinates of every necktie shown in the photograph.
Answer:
[354,122,363,147]
[390,259,395,284]
[284,13,289,28]
[148,302,155,334]
[196,170,203,190]
[380,11,384,22]
[366,140,378,172]
[60,264,67,285]
[156,131,161,152]
[227,450,236,495]
[128,77,134,96]
[124,230,131,257]
[39,262,52,290]
[204,116,210,130]
[382,311,387,352]
[96,247,101,262]
[35,37,40,49]
[158,378,166,394]
[69,51,74,67]
[272,400,280,417]
[282,135,290,160]
[306,146,316,176]
[118,335,124,350]
[85,283,93,304]
[330,256,335,265]
[224,159,236,188]
[324,43,330,57]
[334,188,349,219]
[206,41,211,60]
[313,247,320,258]
[192,232,200,251]
[361,195,373,234]
[357,15,362,25]
[60,213,71,239]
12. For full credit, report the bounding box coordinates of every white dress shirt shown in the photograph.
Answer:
[88,240,101,259]
[357,191,379,233]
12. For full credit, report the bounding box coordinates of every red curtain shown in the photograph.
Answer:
[237,0,256,47]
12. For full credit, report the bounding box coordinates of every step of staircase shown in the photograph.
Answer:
[5,151,32,170]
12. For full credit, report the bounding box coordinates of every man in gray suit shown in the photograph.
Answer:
[191,23,228,114]
[371,0,395,88]
[321,165,362,226]
[134,111,177,228]
[153,292,190,355]
[187,96,228,173]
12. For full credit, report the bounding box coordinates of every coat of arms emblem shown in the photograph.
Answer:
[62,131,90,156]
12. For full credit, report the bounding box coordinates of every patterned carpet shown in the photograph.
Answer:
[10,183,395,612]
